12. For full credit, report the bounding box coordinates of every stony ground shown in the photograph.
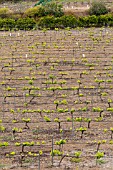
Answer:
[1,27,113,169]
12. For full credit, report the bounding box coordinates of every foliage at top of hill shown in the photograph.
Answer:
[89,1,109,16]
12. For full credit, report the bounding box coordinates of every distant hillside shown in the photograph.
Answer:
[0,0,113,13]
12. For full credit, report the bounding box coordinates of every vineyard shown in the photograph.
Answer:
[0,27,113,170]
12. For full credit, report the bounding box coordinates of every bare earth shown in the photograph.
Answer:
[0,27,113,170]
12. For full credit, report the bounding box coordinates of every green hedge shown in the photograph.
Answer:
[16,18,36,30]
[37,15,78,29]
[0,14,113,30]
[0,18,16,30]
[0,18,36,30]
[97,14,113,26]
[37,14,113,29]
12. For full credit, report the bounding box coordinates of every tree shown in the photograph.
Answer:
[89,1,109,16]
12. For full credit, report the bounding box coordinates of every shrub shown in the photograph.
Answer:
[37,15,78,29]
[89,1,109,16]
[44,2,64,17]
[0,18,15,30]
[38,16,55,29]
[10,13,22,20]
[24,2,64,18]
[24,6,40,18]
[0,18,4,29]
[16,18,36,30]
[78,16,88,27]
[0,8,13,18]
[37,14,113,29]
[59,15,78,28]
[83,15,98,27]
[36,7,46,17]
[1,13,113,30]
[98,14,113,26]
[0,18,36,30]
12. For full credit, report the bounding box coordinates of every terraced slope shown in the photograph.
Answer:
[0,0,113,13]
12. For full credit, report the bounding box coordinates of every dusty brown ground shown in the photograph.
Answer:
[0,28,113,169]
